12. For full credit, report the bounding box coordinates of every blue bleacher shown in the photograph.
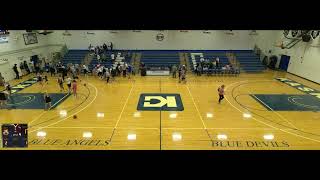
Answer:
[234,50,266,73]
[62,50,88,66]
[140,51,180,68]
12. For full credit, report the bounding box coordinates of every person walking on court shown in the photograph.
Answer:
[123,63,128,77]
[4,82,14,108]
[44,75,48,84]
[218,84,225,104]
[37,73,44,91]
[127,64,132,79]
[5,82,12,96]
[49,63,56,77]
[43,92,52,110]
[179,67,187,83]
[172,64,177,78]
[62,66,67,81]
[66,76,72,93]
[196,64,202,76]
[58,75,64,92]
[178,65,182,80]
[104,68,111,83]
[82,64,88,78]
[0,90,9,109]
[72,80,78,98]
[13,64,20,79]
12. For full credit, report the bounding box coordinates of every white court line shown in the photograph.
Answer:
[40,127,159,130]
[162,127,292,130]
[29,93,70,125]
[29,82,98,133]
[31,126,289,131]
[113,82,135,130]
[225,80,320,143]
[186,85,209,134]
[49,93,70,110]
[251,94,299,129]
[28,111,47,125]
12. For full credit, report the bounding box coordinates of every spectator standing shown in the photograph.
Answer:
[216,57,220,68]
[171,64,177,78]
[110,42,113,52]
[24,61,30,74]
[13,64,19,79]
[0,73,5,86]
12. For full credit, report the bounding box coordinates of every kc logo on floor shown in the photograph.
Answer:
[137,93,184,111]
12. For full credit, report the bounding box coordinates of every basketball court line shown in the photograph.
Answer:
[28,111,47,125]
[29,82,98,133]
[251,91,299,130]
[225,80,320,143]
[28,93,89,127]
[108,81,135,142]
[233,81,320,137]
[31,126,290,131]
[41,127,159,130]
[186,84,213,142]
[28,93,71,125]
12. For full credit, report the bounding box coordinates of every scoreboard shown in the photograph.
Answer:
[1,124,28,148]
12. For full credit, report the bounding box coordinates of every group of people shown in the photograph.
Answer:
[1,59,83,110]
[40,76,78,111]
[170,64,187,83]
[92,62,135,83]
[89,42,115,63]
[195,57,237,76]
[89,42,113,55]
[169,62,226,104]
[14,61,32,79]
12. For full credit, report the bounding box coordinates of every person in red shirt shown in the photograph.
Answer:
[218,85,225,104]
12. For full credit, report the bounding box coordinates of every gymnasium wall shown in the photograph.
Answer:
[252,30,320,84]
[47,30,254,50]
[0,30,62,81]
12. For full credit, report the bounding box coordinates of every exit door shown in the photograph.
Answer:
[279,55,290,71]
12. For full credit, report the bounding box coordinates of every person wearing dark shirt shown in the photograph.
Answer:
[50,63,56,77]
[0,73,5,86]
[19,62,25,76]
[218,85,225,104]
[62,66,67,81]
[24,61,30,74]
[0,90,9,109]
[103,43,108,52]
[44,92,52,110]
[110,42,113,52]
[13,64,19,79]
[34,63,40,74]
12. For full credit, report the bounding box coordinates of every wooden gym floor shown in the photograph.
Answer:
[1,70,320,150]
